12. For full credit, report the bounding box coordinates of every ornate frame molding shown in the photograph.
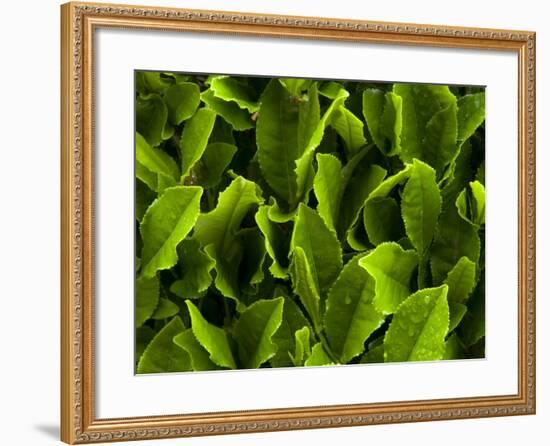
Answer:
[61,2,536,444]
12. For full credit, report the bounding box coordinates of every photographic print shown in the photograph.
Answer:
[134,72,486,373]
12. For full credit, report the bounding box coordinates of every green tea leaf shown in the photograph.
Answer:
[456,180,485,227]
[194,176,262,300]
[363,197,404,245]
[384,285,449,362]
[210,76,259,112]
[444,256,476,303]
[173,329,220,371]
[140,186,203,278]
[180,108,216,180]
[314,153,344,232]
[304,343,334,366]
[362,89,402,155]
[394,84,457,172]
[136,94,170,147]
[201,89,254,131]
[443,332,466,360]
[280,78,312,96]
[135,133,180,191]
[136,275,159,327]
[359,242,418,314]
[290,326,311,366]
[137,316,189,373]
[186,300,236,369]
[401,159,441,255]
[291,204,343,295]
[271,296,311,367]
[430,205,480,285]
[151,298,179,320]
[324,254,385,363]
[192,142,237,188]
[164,82,200,125]
[449,302,467,332]
[136,326,155,362]
[294,85,348,204]
[457,93,485,141]
[234,297,284,368]
[170,239,215,300]
[257,80,320,208]
[290,247,322,331]
[255,206,290,279]
[330,106,366,157]
[136,71,172,95]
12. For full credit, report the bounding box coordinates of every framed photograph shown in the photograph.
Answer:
[60,2,536,444]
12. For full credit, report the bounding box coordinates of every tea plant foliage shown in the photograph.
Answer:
[135,72,485,373]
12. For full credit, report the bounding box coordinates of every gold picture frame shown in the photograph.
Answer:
[61,2,536,443]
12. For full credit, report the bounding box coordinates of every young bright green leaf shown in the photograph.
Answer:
[136,93,170,147]
[430,205,480,285]
[186,300,236,369]
[180,108,216,180]
[339,158,387,238]
[380,92,403,156]
[401,159,442,255]
[449,302,467,332]
[135,133,180,191]
[140,186,203,278]
[136,71,172,95]
[289,326,311,366]
[194,176,263,300]
[271,296,311,367]
[136,275,159,327]
[255,206,290,279]
[362,89,402,156]
[314,153,344,232]
[456,180,485,227]
[294,85,348,204]
[363,197,404,245]
[384,285,450,362]
[137,316,189,373]
[173,329,220,371]
[291,204,343,295]
[151,298,179,320]
[201,89,254,131]
[457,93,485,141]
[290,247,322,331]
[257,80,320,208]
[365,163,412,202]
[330,106,366,157]
[423,102,459,174]
[192,142,237,189]
[324,255,385,363]
[304,343,335,366]
[394,84,457,171]
[210,76,259,113]
[362,88,386,150]
[444,256,477,303]
[164,82,200,125]
[359,242,418,314]
[279,78,312,96]
[170,239,215,300]
[234,297,284,369]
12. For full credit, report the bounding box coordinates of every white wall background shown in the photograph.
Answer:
[0,0,546,445]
